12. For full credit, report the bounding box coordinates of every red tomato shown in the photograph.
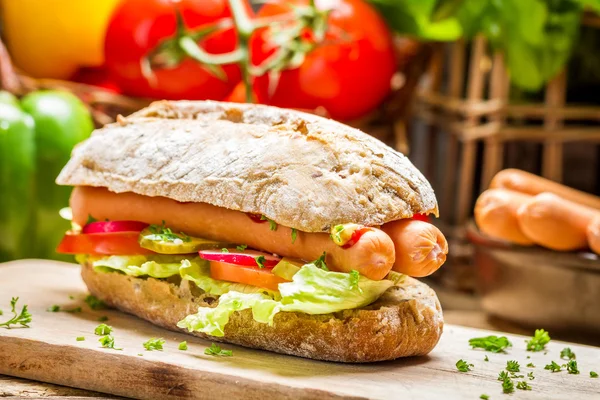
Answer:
[250,0,396,121]
[57,231,154,255]
[199,249,281,267]
[412,213,430,222]
[104,0,241,100]
[209,261,288,291]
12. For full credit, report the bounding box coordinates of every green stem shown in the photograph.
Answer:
[227,0,255,102]
[179,36,243,66]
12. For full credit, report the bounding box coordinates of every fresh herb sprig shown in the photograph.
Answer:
[506,360,520,373]
[468,335,512,353]
[260,215,277,231]
[179,341,188,351]
[456,359,473,372]
[516,381,532,391]
[205,342,232,357]
[560,347,576,360]
[566,360,580,375]
[255,256,266,269]
[526,329,550,352]
[143,338,165,351]
[313,252,328,271]
[0,297,32,329]
[95,324,113,335]
[544,361,562,372]
[99,335,122,350]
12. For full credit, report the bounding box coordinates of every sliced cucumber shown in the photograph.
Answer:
[138,228,235,254]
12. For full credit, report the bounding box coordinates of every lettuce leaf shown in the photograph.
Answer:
[177,264,393,337]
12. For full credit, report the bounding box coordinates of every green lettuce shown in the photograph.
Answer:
[177,264,394,337]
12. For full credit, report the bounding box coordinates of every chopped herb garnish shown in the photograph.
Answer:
[0,309,3,316]
[560,347,576,360]
[64,307,82,313]
[291,228,297,244]
[526,329,550,352]
[260,215,277,231]
[468,335,512,353]
[527,362,535,368]
[0,297,32,329]
[516,381,531,391]
[84,294,107,310]
[143,337,165,351]
[506,360,520,373]
[138,353,143,356]
[527,371,535,380]
[178,341,188,351]
[236,244,248,251]
[591,371,598,378]
[86,214,98,224]
[566,360,580,374]
[94,323,112,335]
[498,371,509,381]
[544,361,562,372]
[97,316,109,322]
[69,295,75,300]
[255,256,266,269]
[349,270,362,292]
[221,248,229,253]
[484,355,489,362]
[500,374,514,394]
[455,359,473,372]
[480,395,489,400]
[99,335,121,350]
[205,342,233,357]
[47,305,60,312]
[313,252,328,271]
[76,336,85,341]
[148,221,191,243]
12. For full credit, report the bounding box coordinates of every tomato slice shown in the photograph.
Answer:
[82,220,149,234]
[341,227,372,249]
[209,261,288,291]
[199,249,281,268]
[57,231,154,255]
[412,213,430,222]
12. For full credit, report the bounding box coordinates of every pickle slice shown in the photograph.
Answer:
[138,228,235,254]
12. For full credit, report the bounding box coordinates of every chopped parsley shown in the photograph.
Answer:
[64,307,82,313]
[76,336,85,341]
[0,297,32,329]
[47,305,60,312]
[468,335,512,353]
[506,360,520,373]
[498,371,509,381]
[526,329,550,352]
[255,256,266,269]
[0,309,3,316]
[516,381,532,391]
[544,361,562,372]
[500,373,514,394]
[591,371,598,378]
[480,395,489,400]
[331,224,345,244]
[221,248,229,253]
[291,228,297,244]
[69,295,75,300]
[236,244,248,251]
[143,337,165,351]
[94,323,112,335]
[84,295,107,310]
[349,270,362,292]
[205,342,233,357]
[455,359,473,372]
[99,335,121,350]
[178,341,188,351]
[260,215,277,231]
[97,316,109,322]
[527,371,535,380]
[527,363,535,368]
[148,221,191,243]
[560,347,576,360]
[86,214,98,224]
[566,360,580,374]
[484,355,489,362]
[313,252,328,271]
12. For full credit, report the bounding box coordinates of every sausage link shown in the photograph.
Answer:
[587,216,600,255]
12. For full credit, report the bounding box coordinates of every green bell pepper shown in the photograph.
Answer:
[0,101,36,261]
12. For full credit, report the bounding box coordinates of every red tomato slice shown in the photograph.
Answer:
[82,220,149,234]
[341,227,372,249]
[57,231,154,255]
[209,261,288,291]
[412,213,430,222]
[199,249,280,267]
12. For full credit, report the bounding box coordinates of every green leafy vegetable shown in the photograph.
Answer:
[591,371,598,378]
[526,329,550,352]
[560,347,576,360]
[255,256,266,269]
[236,244,248,251]
[456,359,473,372]
[178,264,393,337]
[468,335,512,353]
[313,252,328,271]
[566,360,580,374]
[291,228,297,244]
[516,381,532,391]
[544,361,562,372]
[98,335,121,350]
[0,297,32,329]
[179,341,188,351]
[205,343,232,357]
[143,338,165,351]
[76,336,85,341]
[260,215,277,231]
[506,360,520,373]
[94,323,112,335]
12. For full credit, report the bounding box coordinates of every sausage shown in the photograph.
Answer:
[474,188,534,246]
[381,219,448,277]
[516,192,600,251]
[490,169,600,210]
[586,216,600,255]
[70,186,396,280]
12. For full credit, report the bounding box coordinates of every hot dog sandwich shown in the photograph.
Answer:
[56,101,446,362]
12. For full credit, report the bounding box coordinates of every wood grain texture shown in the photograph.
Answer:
[1,259,600,400]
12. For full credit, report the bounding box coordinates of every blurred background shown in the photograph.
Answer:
[1,0,600,344]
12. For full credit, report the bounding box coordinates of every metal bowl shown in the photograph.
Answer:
[466,223,600,334]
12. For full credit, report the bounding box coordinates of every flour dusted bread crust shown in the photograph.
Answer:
[81,263,443,363]
[57,101,437,232]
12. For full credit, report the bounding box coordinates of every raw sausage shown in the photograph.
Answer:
[474,188,534,245]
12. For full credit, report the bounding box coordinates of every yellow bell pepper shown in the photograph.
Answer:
[1,0,122,79]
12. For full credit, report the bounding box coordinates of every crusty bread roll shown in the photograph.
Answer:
[56,101,437,232]
[81,263,443,363]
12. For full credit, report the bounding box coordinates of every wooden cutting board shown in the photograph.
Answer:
[1,260,599,400]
